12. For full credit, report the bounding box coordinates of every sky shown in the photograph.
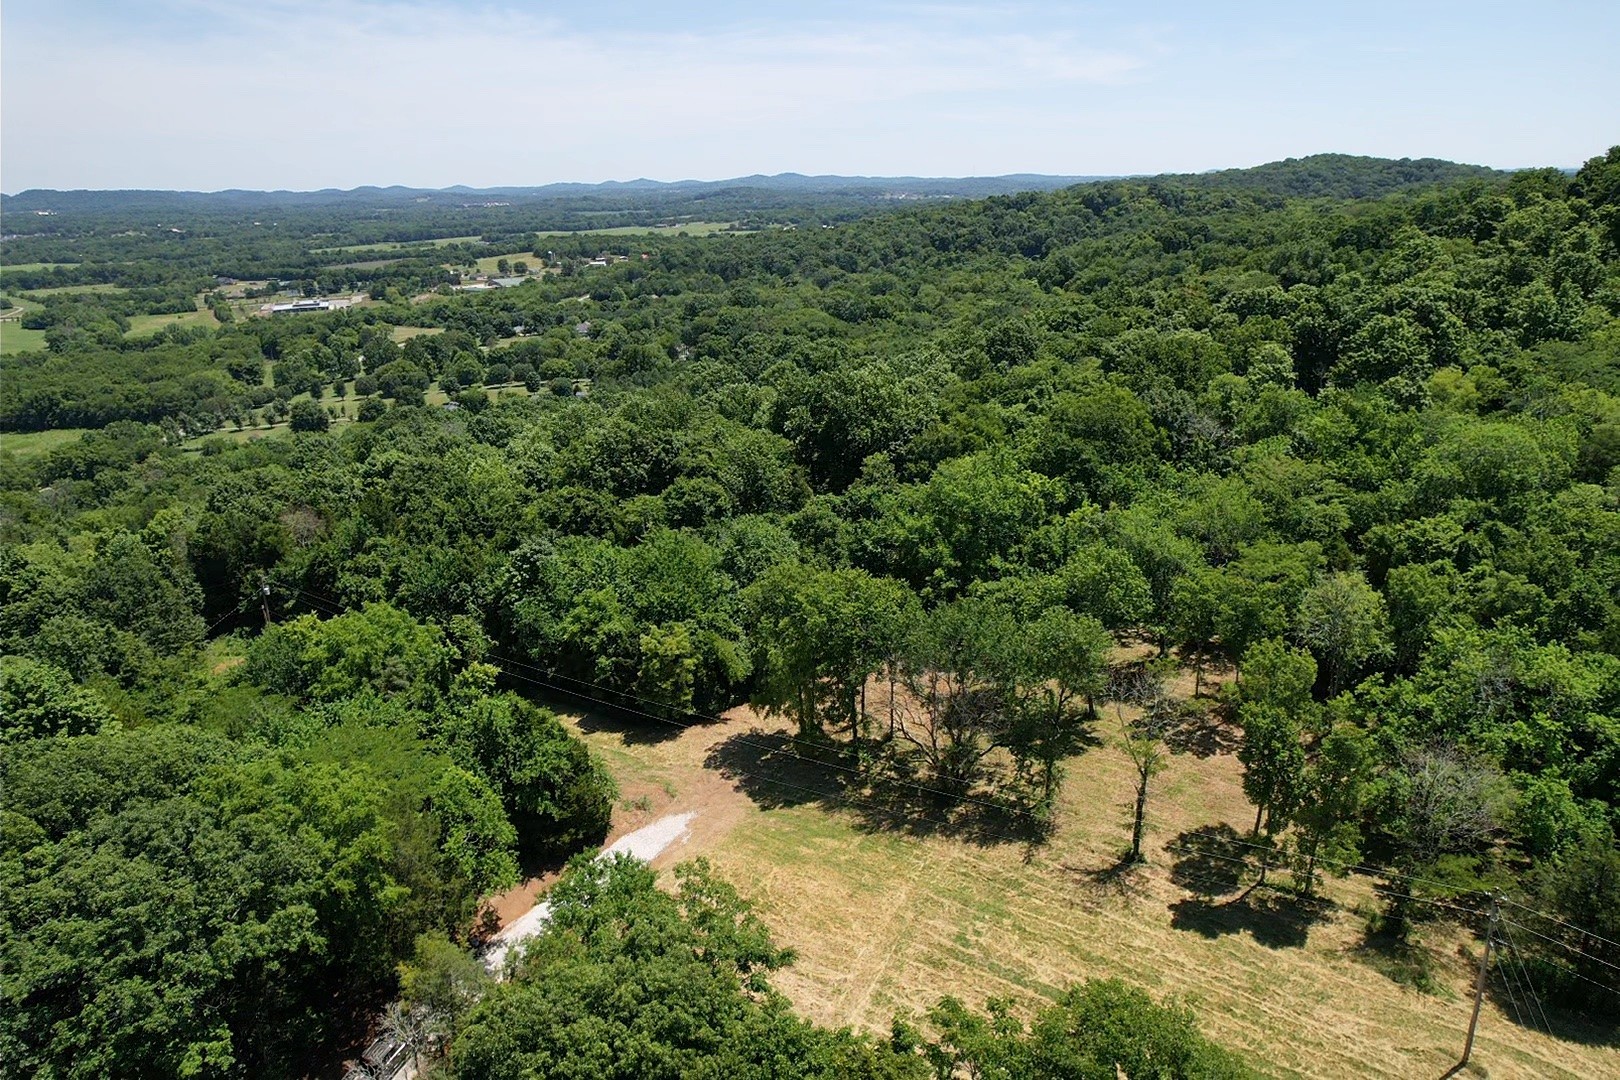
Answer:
[3,1,1617,192]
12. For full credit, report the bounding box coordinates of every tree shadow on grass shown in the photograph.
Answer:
[565,692,710,745]
[1162,706,1240,759]
[1167,823,1251,898]
[1169,890,1325,950]
[1481,967,1620,1049]
[702,729,1047,848]
[703,728,849,810]
[851,768,1052,849]
[1065,852,1151,907]
[1353,925,1450,997]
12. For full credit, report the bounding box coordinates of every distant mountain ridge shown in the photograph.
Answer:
[1,173,1110,211]
[0,153,1520,210]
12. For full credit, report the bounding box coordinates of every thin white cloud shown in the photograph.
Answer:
[3,0,1612,189]
[1,1,1149,188]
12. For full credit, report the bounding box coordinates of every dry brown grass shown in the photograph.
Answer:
[530,688,1618,1080]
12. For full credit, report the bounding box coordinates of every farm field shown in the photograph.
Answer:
[0,296,48,354]
[543,686,1620,1080]
[126,308,220,335]
[467,253,540,275]
[0,262,80,272]
[17,283,125,297]
[181,381,536,449]
[312,235,481,255]
[0,427,92,458]
[0,322,48,355]
[534,220,739,237]
[390,325,446,342]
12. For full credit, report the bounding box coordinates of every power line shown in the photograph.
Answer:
[266,589,1053,852]
[1501,918,1620,978]
[485,655,1046,849]
[276,583,1620,976]
[1160,838,1487,923]
[1508,945,1620,1001]
[288,584,1053,828]
[1500,897,1620,954]
[1499,921,1555,1037]
[202,606,243,637]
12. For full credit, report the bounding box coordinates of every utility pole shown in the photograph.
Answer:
[260,580,273,627]
[1456,894,1502,1074]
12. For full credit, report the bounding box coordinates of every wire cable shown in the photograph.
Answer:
[1501,919,1620,977]
[1500,898,1620,954]
[1494,935,1529,1031]
[279,583,1620,967]
[1499,921,1555,1036]
[289,583,1054,828]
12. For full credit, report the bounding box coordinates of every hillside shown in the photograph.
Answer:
[1171,153,1507,199]
[4,145,1620,1078]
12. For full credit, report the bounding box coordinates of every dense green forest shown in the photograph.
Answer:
[4,147,1620,1077]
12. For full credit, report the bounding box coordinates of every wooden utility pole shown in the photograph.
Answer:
[1455,894,1502,1074]
[260,581,273,627]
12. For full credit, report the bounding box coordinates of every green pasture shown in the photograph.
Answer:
[534,220,738,238]
[390,325,446,343]
[0,428,91,459]
[19,283,125,297]
[126,309,220,336]
[312,235,481,256]
[1,297,47,354]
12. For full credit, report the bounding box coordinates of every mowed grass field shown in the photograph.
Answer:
[126,308,220,336]
[1,297,47,355]
[312,235,481,256]
[468,254,541,275]
[391,325,447,343]
[17,283,126,297]
[534,220,738,238]
[544,693,1620,1080]
[180,381,535,450]
[0,321,48,355]
[0,428,92,458]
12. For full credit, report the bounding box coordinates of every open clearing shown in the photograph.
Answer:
[467,253,541,275]
[312,235,481,256]
[179,382,535,450]
[1,297,48,354]
[0,428,91,458]
[18,283,126,297]
[0,262,80,273]
[126,308,220,336]
[531,688,1620,1080]
[534,220,739,238]
[390,325,446,343]
[0,322,48,355]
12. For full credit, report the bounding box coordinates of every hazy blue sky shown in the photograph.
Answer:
[3,1,1616,191]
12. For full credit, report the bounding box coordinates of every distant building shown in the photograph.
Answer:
[490,276,528,288]
[269,298,331,314]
